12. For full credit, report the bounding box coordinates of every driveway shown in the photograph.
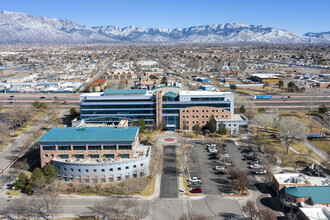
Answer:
[159,145,178,198]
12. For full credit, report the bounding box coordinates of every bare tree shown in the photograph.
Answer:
[87,196,120,219]
[257,209,277,220]
[276,117,307,153]
[236,170,250,195]
[242,200,258,220]
[32,193,63,219]
[132,205,149,220]
[252,111,278,132]
[260,158,276,186]
[0,197,37,219]
[121,196,137,218]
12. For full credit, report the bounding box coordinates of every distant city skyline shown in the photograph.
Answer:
[1,0,329,34]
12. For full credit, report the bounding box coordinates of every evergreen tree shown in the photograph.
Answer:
[138,118,146,132]
[217,122,227,135]
[278,80,284,88]
[29,168,45,189]
[287,82,296,92]
[43,163,57,184]
[207,115,217,133]
[239,105,246,113]
[161,77,167,85]
[14,172,28,190]
[319,104,328,114]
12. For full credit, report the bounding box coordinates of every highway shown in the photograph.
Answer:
[0,93,329,109]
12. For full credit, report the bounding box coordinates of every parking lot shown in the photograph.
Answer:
[188,139,260,196]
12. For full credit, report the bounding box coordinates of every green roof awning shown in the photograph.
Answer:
[164,91,178,99]
[104,89,147,95]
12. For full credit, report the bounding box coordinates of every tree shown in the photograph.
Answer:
[32,193,63,218]
[132,205,149,220]
[30,167,46,190]
[149,74,158,79]
[319,104,328,114]
[276,117,307,153]
[236,170,250,195]
[207,115,216,133]
[217,122,227,135]
[239,105,246,113]
[257,209,276,220]
[229,84,237,91]
[242,200,258,220]
[137,118,146,132]
[192,124,201,137]
[122,197,136,218]
[43,163,57,184]
[278,80,284,88]
[161,77,167,84]
[14,172,28,190]
[87,196,120,219]
[287,82,296,92]
[252,112,278,131]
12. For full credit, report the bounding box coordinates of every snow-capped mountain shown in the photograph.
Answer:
[0,11,115,43]
[304,32,330,41]
[0,11,329,44]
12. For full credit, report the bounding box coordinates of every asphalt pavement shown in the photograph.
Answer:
[159,145,178,198]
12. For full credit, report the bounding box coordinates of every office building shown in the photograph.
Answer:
[38,125,151,183]
[79,88,248,133]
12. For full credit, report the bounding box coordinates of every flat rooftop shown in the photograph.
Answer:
[274,173,310,185]
[285,186,330,204]
[216,114,248,121]
[104,89,147,95]
[179,90,232,96]
[39,127,139,143]
[299,207,330,219]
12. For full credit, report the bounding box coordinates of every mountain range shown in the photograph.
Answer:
[0,11,329,44]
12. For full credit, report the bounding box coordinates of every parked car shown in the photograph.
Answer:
[248,160,259,165]
[209,156,219,160]
[40,96,45,99]
[249,164,264,169]
[241,149,251,153]
[189,182,202,187]
[189,177,202,183]
[254,169,267,175]
[209,153,217,157]
[224,161,235,166]
[243,155,255,160]
[53,96,58,99]
[10,95,14,98]
[190,188,203,193]
[238,146,248,150]
[215,171,227,175]
[220,154,229,158]
[214,166,225,171]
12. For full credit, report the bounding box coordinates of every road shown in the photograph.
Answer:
[0,93,329,109]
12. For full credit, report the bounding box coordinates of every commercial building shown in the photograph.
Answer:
[298,207,330,220]
[250,73,281,84]
[38,126,151,183]
[0,68,14,75]
[284,186,330,206]
[79,88,248,132]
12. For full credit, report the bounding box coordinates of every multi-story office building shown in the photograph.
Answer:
[79,88,248,133]
[38,125,151,183]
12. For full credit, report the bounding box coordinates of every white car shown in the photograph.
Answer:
[254,169,267,175]
[249,164,264,169]
[215,166,225,171]
[189,177,202,183]
[220,154,229,158]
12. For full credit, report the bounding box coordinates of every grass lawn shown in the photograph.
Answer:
[261,137,324,167]
[295,117,326,134]
[14,111,45,136]
[134,176,156,197]
[6,189,21,196]
[310,139,330,154]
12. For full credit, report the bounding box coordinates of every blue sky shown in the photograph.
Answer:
[1,0,329,34]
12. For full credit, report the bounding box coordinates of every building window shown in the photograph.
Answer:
[125,166,129,169]
[103,145,116,150]
[186,110,189,112]
[57,167,60,170]
[212,110,214,112]
[140,163,144,166]
[216,110,218,112]
[118,145,132,150]
[226,115,228,118]
[120,154,130,159]
[234,124,236,126]
[74,154,84,159]
[192,110,195,112]
[118,167,121,171]
[182,110,185,112]
[117,176,122,181]
[58,146,71,151]
[90,154,99,158]
[101,169,105,172]
[59,154,69,159]
[202,110,204,112]
[88,146,101,150]
[182,116,185,118]
[86,169,89,173]
[109,168,113,171]
[43,146,55,151]
[73,146,86,151]
[133,165,136,168]
[78,169,81,172]
[196,116,198,118]
[70,168,73,172]
[192,121,195,123]
[64,168,67,171]
[202,121,204,123]
[105,154,114,159]
[93,169,97,173]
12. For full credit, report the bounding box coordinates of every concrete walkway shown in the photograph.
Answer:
[303,140,329,161]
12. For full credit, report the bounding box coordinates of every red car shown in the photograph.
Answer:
[190,188,203,193]
[215,171,227,175]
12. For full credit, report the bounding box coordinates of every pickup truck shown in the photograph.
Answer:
[252,95,272,100]
[189,177,202,183]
